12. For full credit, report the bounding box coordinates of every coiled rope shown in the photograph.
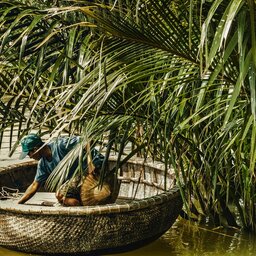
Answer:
[0,186,21,200]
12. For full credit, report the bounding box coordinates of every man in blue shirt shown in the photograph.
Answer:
[18,133,104,206]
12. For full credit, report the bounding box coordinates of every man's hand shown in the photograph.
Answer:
[18,181,40,204]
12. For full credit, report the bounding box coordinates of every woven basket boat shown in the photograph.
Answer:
[0,156,182,255]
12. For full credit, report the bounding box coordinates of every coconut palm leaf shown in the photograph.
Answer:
[2,0,256,231]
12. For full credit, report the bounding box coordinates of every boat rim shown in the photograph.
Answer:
[0,156,180,216]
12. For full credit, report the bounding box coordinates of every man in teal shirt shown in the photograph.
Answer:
[18,133,104,206]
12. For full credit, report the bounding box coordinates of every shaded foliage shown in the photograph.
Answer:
[1,0,256,231]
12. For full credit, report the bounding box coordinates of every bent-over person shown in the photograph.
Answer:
[18,133,104,206]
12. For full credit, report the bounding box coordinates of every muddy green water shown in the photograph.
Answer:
[1,219,256,256]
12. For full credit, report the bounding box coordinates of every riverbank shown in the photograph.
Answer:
[0,130,34,167]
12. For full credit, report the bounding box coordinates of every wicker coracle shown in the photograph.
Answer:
[0,156,183,255]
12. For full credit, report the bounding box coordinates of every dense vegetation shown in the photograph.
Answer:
[1,0,256,231]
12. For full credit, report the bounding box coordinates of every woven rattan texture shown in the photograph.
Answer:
[0,195,182,254]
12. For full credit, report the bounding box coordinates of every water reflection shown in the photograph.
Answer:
[111,219,256,256]
[1,218,256,256]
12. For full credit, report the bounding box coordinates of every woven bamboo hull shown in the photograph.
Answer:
[0,156,183,255]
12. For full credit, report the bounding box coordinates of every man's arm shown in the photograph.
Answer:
[18,180,40,204]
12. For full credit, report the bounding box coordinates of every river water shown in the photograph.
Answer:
[1,135,256,256]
